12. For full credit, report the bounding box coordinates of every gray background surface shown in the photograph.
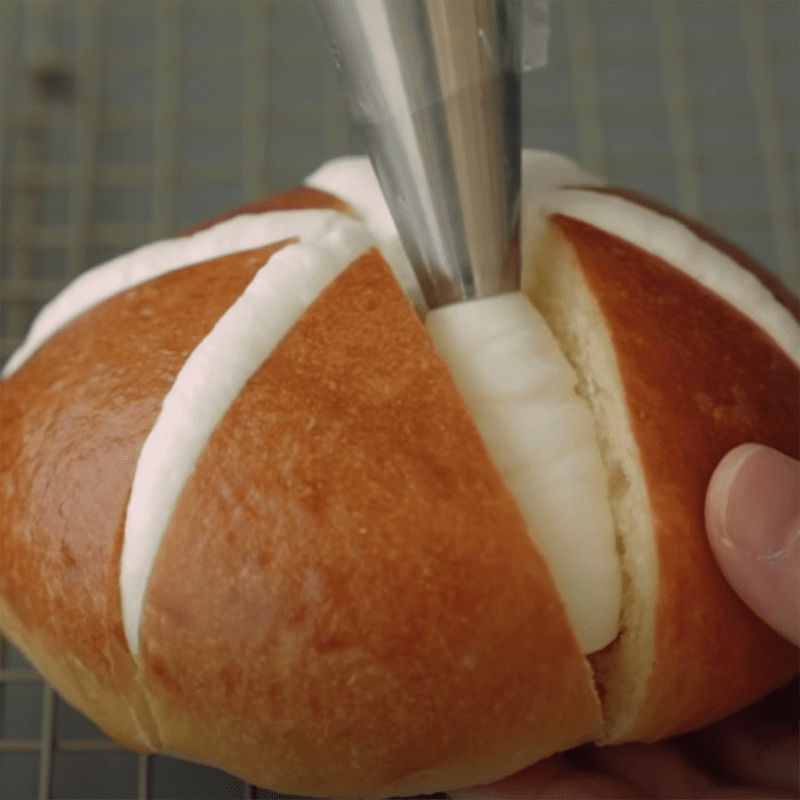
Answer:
[1,1,798,798]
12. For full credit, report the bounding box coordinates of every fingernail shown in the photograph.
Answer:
[706,443,800,561]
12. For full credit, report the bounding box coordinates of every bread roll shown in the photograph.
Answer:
[1,151,797,798]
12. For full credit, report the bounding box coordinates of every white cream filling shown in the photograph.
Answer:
[426,293,622,654]
[306,152,605,312]
[120,217,376,656]
[531,189,800,365]
[1,209,362,379]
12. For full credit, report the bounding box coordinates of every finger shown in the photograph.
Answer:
[571,740,800,800]
[569,741,718,799]
[705,443,800,645]
[680,707,799,793]
[447,754,649,799]
[745,675,800,726]
[695,789,799,799]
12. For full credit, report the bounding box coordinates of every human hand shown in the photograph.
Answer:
[448,444,799,799]
[705,443,799,647]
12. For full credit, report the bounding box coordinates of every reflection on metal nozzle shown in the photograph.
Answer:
[312,0,523,309]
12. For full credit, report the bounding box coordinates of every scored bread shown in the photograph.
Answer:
[1,151,798,798]
[529,211,798,743]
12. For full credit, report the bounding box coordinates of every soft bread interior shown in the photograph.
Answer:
[523,220,658,737]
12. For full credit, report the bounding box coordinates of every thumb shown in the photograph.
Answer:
[705,443,799,646]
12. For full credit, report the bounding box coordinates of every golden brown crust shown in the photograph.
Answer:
[551,215,799,743]
[140,248,602,797]
[2,170,797,798]
[0,242,291,751]
[175,186,355,236]
[574,185,800,322]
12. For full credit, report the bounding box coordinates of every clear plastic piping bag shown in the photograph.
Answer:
[312,0,549,308]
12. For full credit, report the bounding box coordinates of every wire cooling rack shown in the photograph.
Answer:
[1,1,798,798]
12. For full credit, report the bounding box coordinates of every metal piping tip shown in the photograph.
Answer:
[312,0,523,309]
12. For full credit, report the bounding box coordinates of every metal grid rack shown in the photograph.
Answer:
[0,1,797,798]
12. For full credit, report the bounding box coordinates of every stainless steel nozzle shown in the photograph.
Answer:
[312,0,523,309]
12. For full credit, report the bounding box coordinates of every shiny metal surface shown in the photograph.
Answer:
[312,0,523,308]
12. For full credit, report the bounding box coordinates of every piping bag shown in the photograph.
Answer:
[311,0,549,311]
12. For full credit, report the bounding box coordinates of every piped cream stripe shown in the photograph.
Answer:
[426,293,621,654]
[306,152,607,316]
[120,217,375,656]
[2,208,353,378]
[532,189,800,364]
